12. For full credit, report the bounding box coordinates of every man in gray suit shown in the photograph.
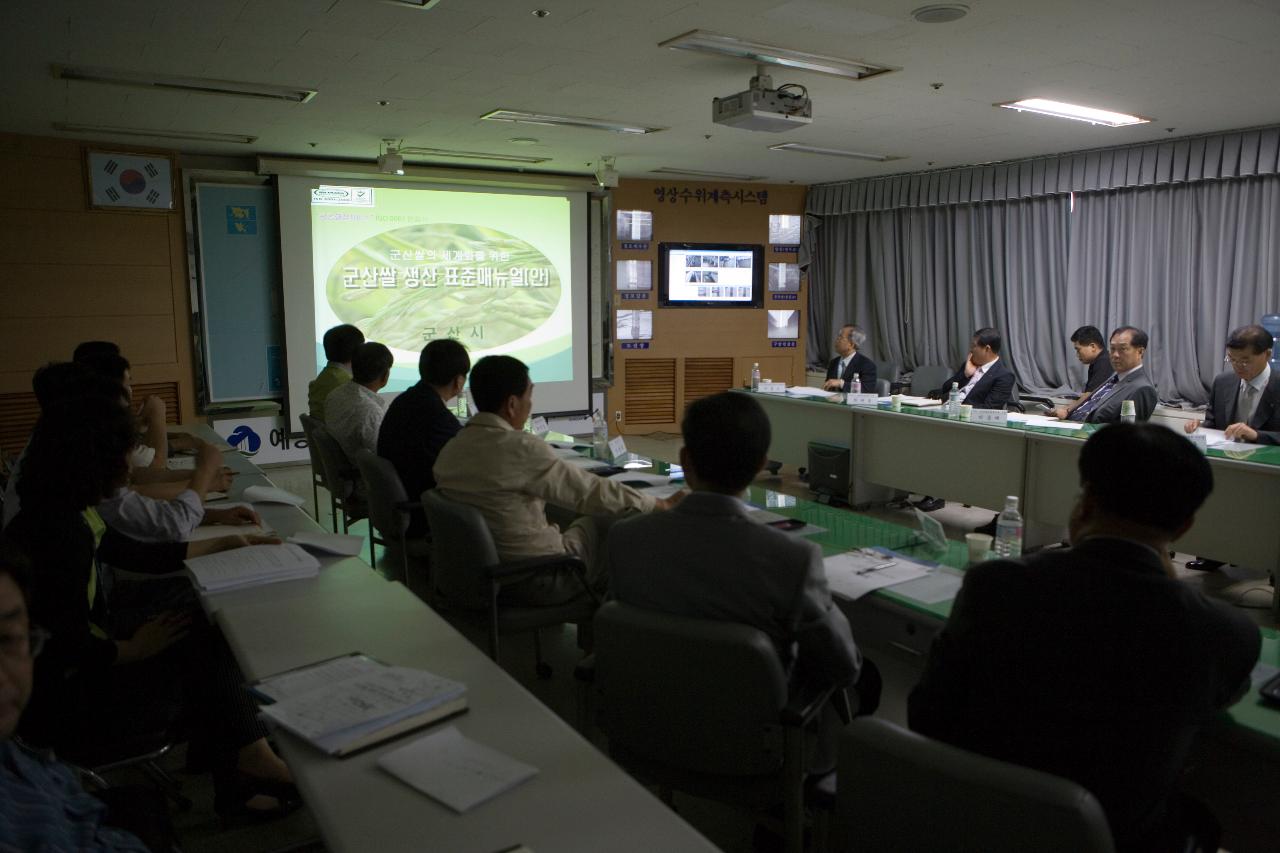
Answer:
[609,392,874,764]
[1184,324,1280,445]
[1066,326,1157,423]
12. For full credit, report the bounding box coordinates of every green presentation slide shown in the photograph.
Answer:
[310,185,574,391]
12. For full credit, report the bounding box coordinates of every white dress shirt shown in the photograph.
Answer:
[325,381,388,462]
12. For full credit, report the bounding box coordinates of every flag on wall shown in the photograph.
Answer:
[87,151,174,210]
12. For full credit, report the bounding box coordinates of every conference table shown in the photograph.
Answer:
[183,426,718,853]
[744,389,1280,581]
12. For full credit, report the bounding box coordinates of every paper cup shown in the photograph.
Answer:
[965,532,993,564]
[890,394,902,412]
[959,404,973,421]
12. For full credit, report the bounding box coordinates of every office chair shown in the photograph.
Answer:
[421,489,597,677]
[592,600,838,853]
[297,413,332,530]
[828,718,1114,853]
[875,378,891,397]
[306,420,370,555]
[874,359,900,387]
[909,363,951,397]
[1007,383,1026,413]
[354,449,430,593]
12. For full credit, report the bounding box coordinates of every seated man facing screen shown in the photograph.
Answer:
[433,355,683,605]
[378,338,471,538]
[308,323,364,421]
[1061,325,1157,423]
[609,392,874,768]
[326,341,393,464]
[909,423,1259,852]
[822,324,877,393]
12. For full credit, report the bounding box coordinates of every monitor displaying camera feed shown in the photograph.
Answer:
[616,210,653,241]
[616,309,653,341]
[658,242,763,308]
[616,260,652,291]
[768,262,800,292]
[767,309,799,339]
[769,214,802,245]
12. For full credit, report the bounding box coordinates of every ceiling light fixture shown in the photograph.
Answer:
[658,30,895,81]
[995,98,1151,127]
[508,137,539,145]
[480,109,664,134]
[382,0,444,9]
[911,4,969,24]
[650,167,765,181]
[399,146,550,164]
[768,142,903,162]
[52,122,257,144]
[52,64,317,103]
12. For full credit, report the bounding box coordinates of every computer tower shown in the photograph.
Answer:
[807,441,850,505]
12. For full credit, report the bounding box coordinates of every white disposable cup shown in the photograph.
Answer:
[966,532,993,564]
[890,394,902,412]
[959,404,974,421]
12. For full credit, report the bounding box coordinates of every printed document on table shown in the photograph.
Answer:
[890,568,964,605]
[895,395,942,408]
[1198,427,1265,452]
[184,543,319,591]
[1009,413,1084,430]
[288,531,364,556]
[254,654,385,702]
[823,551,928,600]
[186,523,270,543]
[784,386,837,399]
[378,726,538,813]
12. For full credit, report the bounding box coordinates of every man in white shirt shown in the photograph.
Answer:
[325,342,393,464]
[433,355,683,604]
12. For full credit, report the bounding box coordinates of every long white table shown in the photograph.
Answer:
[185,426,718,853]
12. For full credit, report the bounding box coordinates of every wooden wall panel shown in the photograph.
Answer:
[624,359,677,425]
[606,179,807,435]
[0,133,197,433]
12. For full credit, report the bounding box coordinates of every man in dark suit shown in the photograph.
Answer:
[1184,324,1280,445]
[823,324,877,393]
[916,328,1014,511]
[1181,323,1280,571]
[933,327,1015,409]
[376,338,470,537]
[909,423,1259,852]
[610,392,876,769]
[1065,326,1157,423]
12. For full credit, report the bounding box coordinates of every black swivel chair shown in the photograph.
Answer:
[592,600,841,853]
[421,488,597,677]
[306,419,370,558]
[354,449,430,593]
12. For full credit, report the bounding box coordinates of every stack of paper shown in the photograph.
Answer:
[823,550,929,600]
[186,523,271,543]
[184,543,320,592]
[378,726,538,813]
[255,655,468,756]
[895,395,941,408]
[1198,427,1265,452]
[784,386,837,399]
[1008,413,1084,430]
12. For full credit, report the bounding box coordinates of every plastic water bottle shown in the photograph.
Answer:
[994,496,1023,558]
[592,410,610,460]
[454,390,469,419]
[850,372,861,395]
[947,387,961,418]
[750,362,761,391]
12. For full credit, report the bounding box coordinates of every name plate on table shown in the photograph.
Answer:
[757,381,787,393]
[530,416,549,435]
[970,409,1008,426]
[608,436,628,460]
[845,393,879,407]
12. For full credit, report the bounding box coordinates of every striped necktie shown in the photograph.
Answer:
[1070,373,1120,421]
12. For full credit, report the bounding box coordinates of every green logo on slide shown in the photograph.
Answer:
[326,222,562,350]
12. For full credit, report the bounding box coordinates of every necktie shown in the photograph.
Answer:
[1237,383,1259,425]
[1070,373,1120,421]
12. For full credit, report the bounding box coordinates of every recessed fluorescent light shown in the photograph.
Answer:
[480,109,664,135]
[52,122,257,144]
[382,0,443,8]
[650,167,764,181]
[399,146,550,164]
[52,64,317,103]
[911,4,969,24]
[995,98,1150,127]
[768,143,902,162]
[659,30,895,81]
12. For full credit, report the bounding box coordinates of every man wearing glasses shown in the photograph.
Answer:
[1061,326,1157,423]
[1183,324,1280,445]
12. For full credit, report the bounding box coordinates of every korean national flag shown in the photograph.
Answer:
[89,151,173,210]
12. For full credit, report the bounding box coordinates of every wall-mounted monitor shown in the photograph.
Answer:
[657,242,764,308]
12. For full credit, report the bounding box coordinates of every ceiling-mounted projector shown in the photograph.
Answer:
[712,67,812,132]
